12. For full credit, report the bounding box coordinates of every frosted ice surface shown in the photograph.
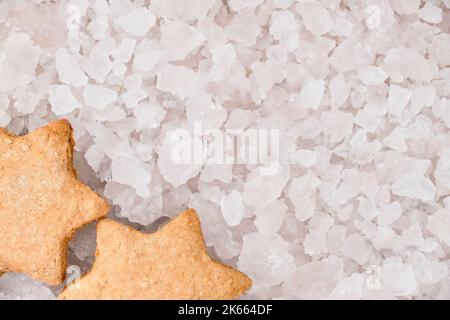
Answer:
[115,7,156,37]
[329,274,364,300]
[0,273,55,300]
[390,0,421,15]
[83,84,117,110]
[341,234,371,265]
[300,80,325,110]
[418,3,443,24]
[1,0,450,300]
[160,19,205,61]
[391,175,436,202]
[291,149,317,167]
[88,15,109,41]
[133,40,161,72]
[297,2,333,36]
[111,157,151,196]
[226,10,260,47]
[384,47,433,82]
[112,38,137,63]
[254,200,287,235]
[427,208,450,246]
[133,102,166,131]
[288,171,320,222]
[387,85,412,118]
[381,257,417,296]
[48,85,80,116]
[55,48,87,87]
[228,0,264,11]
[238,232,295,287]
[83,47,113,83]
[243,166,290,211]
[157,64,202,99]
[220,190,244,226]
[0,33,41,92]
[357,66,388,86]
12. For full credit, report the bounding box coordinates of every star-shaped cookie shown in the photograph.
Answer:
[59,209,252,299]
[0,119,109,285]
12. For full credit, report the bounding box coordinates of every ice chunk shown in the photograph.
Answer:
[269,10,298,42]
[390,0,421,15]
[228,0,264,11]
[133,102,166,131]
[157,64,202,99]
[55,48,87,87]
[432,98,450,128]
[83,47,113,83]
[381,257,417,296]
[220,190,245,226]
[112,38,137,63]
[133,40,162,72]
[0,273,55,300]
[0,33,42,92]
[84,144,105,172]
[291,149,317,167]
[341,234,371,265]
[87,15,109,40]
[418,3,443,24]
[391,171,436,202]
[238,232,294,287]
[254,199,287,234]
[226,9,260,47]
[83,84,117,110]
[115,7,156,37]
[427,208,450,246]
[384,46,433,82]
[410,85,435,115]
[435,150,450,189]
[210,44,237,81]
[329,74,350,109]
[157,131,202,187]
[300,80,324,110]
[329,274,364,300]
[297,2,333,35]
[48,85,81,116]
[288,171,320,221]
[243,166,290,211]
[412,253,448,284]
[387,85,411,117]
[383,127,407,152]
[304,214,335,255]
[357,66,388,86]
[160,19,205,61]
[111,157,151,196]
[377,202,402,226]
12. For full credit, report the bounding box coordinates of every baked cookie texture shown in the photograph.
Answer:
[59,209,252,300]
[0,119,110,285]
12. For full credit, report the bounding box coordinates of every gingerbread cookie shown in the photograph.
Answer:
[0,119,109,285]
[59,209,252,299]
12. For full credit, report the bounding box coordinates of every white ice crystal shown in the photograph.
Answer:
[0,273,55,300]
[83,84,117,110]
[55,48,87,87]
[160,19,205,61]
[220,190,245,227]
[115,7,156,37]
[300,80,325,110]
[48,85,81,116]
[1,0,450,301]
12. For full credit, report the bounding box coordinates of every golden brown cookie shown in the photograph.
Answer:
[0,119,109,285]
[59,209,252,300]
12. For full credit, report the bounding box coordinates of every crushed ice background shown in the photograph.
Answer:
[1,0,450,300]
